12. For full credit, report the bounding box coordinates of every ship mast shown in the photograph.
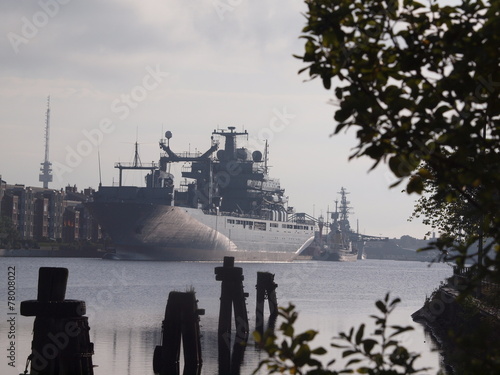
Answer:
[132,141,142,167]
[338,187,355,240]
[264,139,269,174]
[39,96,53,189]
[114,139,157,187]
[338,187,352,222]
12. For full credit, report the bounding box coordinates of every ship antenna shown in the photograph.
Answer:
[132,142,142,167]
[97,146,102,187]
[264,139,268,173]
[132,127,142,168]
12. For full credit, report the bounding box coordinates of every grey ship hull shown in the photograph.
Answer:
[87,201,232,261]
[312,249,358,262]
[307,243,358,261]
[87,201,310,261]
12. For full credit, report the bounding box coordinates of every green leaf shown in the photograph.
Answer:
[375,300,387,313]
[407,175,424,194]
[389,325,414,338]
[335,87,344,99]
[342,349,357,358]
[335,108,352,122]
[364,145,385,160]
[346,358,361,367]
[323,76,332,89]
[311,347,327,355]
[389,297,401,307]
[295,344,311,365]
[305,40,316,55]
[355,324,365,345]
[283,324,294,337]
[362,339,377,354]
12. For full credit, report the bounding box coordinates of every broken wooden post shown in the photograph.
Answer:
[215,256,249,375]
[153,291,204,375]
[20,267,94,375]
[181,292,204,375]
[255,271,278,337]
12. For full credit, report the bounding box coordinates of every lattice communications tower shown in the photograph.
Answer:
[39,96,53,189]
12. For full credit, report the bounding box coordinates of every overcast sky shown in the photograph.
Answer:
[0,0,433,239]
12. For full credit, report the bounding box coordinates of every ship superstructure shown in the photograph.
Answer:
[87,127,315,260]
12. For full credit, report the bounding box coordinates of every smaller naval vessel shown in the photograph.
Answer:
[307,187,363,261]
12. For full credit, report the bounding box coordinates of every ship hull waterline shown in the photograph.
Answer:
[87,201,313,261]
[310,247,358,262]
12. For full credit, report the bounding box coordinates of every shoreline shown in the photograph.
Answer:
[412,279,500,374]
[0,248,104,258]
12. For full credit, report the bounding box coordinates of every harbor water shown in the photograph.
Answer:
[0,258,451,374]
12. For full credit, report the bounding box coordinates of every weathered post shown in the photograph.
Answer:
[255,273,266,338]
[20,267,94,375]
[255,272,278,337]
[215,256,249,375]
[180,292,204,375]
[231,267,249,375]
[153,291,204,375]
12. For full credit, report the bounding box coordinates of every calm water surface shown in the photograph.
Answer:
[0,258,451,374]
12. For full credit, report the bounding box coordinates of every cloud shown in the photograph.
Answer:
[1,0,308,92]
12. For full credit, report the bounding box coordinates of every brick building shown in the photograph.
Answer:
[0,181,100,244]
[1,185,35,240]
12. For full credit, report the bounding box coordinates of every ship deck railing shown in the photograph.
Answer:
[201,210,316,225]
[202,210,266,220]
[114,162,158,169]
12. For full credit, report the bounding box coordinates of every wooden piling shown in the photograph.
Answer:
[214,256,249,375]
[181,292,204,375]
[153,291,204,375]
[20,267,94,375]
[255,272,278,337]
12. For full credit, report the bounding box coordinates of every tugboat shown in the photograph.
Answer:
[87,127,315,261]
[309,187,362,261]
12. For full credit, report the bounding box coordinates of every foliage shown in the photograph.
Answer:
[411,182,480,245]
[295,0,500,281]
[0,215,21,248]
[409,176,491,269]
[254,294,430,375]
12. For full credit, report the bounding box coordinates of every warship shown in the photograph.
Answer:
[307,187,363,261]
[87,127,315,261]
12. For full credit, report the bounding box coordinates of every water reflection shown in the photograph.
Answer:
[86,319,268,375]
[152,291,203,375]
[215,258,250,375]
[0,258,451,375]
